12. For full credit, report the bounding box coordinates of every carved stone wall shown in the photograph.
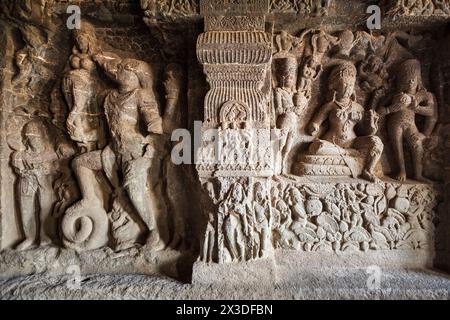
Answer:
[0,0,449,290]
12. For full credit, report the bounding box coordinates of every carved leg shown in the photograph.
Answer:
[260,224,270,258]
[38,180,55,246]
[123,158,163,249]
[235,223,246,261]
[16,185,37,250]
[200,230,209,262]
[389,124,406,181]
[407,130,433,183]
[223,216,237,261]
[72,150,103,206]
[282,132,294,174]
[201,225,215,262]
[353,135,383,182]
[207,227,215,262]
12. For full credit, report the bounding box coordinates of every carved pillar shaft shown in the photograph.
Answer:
[0,25,15,250]
[195,0,278,264]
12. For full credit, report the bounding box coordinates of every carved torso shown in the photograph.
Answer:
[63,58,104,145]
[323,100,364,148]
[105,89,145,158]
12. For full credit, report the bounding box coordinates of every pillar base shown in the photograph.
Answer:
[192,258,277,286]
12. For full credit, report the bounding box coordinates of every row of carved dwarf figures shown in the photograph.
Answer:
[199,177,437,262]
[272,29,439,183]
[11,21,187,252]
[141,0,332,17]
[387,0,450,17]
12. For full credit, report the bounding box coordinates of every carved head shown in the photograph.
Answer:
[109,59,153,90]
[305,196,323,216]
[274,56,298,89]
[289,188,303,203]
[205,181,216,200]
[230,183,244,202]
[276,30,293,52]
[397,59,423,94]
[329,62,357,101]
[254,182,265,201]
[366,55,384,72]
[22,120,49,152]
[165,63,183,81]
[276,199,289,214]
[302,56,319,78]
[335,30,354,56]
[73,21,98,54]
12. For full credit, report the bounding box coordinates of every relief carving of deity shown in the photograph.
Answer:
[62,22,106,153]
[378,59,438,182]
[299,62,384,182]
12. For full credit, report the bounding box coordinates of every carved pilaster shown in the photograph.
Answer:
[195,1,279,269]
[0,25,15,250]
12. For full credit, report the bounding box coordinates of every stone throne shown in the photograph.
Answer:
[296,140,384,179]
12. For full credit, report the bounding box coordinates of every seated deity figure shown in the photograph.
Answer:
[66,54,171,249]
[378,59,437,183]
[12,120,74,250]
[297,62,384,182]
[62,21,106,153]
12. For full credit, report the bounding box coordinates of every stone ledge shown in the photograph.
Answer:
[1,269,449,300]
[0,246,195,282]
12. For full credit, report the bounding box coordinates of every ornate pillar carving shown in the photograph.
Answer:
[194,0,281,272]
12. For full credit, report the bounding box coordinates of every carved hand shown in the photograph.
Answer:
[308,122,320,136]
[409,95,419,110]
[164,76,180,93]
[365,110,380,135]
[376,106,387,117]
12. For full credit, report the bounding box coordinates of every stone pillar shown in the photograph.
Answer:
[0,25,15,250]
[192,0,280,284]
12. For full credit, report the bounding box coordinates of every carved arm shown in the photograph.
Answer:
[162,72,181,133]
[307,103,332,136]
[139,89,163,135]
[92,53,121,79]
[413,92,436,117]
[361,110,380,136]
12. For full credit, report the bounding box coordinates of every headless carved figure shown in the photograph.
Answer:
[12,121,59,250]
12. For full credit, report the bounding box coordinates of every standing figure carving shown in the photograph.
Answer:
[378,59,438,182]
[62,22,106,153]
[251,182,271,259]
[359,54,389,110]
[62,53,176,251]
[273,54,300,174]
[12,120,74,250]
[295,56,321,110]
[220,182,249,262]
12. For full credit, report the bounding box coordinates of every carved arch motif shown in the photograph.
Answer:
[219,100,251,128]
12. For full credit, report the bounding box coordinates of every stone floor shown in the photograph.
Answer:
[1,268,449,300]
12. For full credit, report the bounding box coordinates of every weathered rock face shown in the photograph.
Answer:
[0,0,449,291]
